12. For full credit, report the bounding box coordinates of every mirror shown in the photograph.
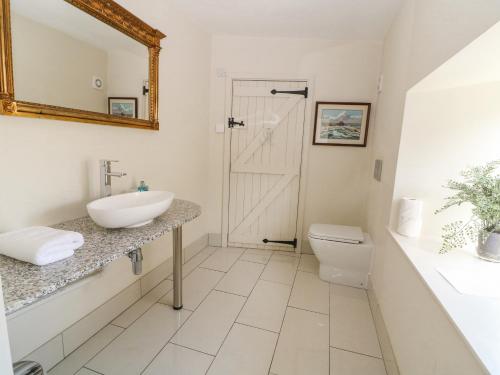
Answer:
[0,0,165,129]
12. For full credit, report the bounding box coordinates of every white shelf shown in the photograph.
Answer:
[388,228,500,375]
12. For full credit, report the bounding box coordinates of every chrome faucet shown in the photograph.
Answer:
[100,160,127,198]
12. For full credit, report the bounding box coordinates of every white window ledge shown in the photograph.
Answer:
[387,228,500,375]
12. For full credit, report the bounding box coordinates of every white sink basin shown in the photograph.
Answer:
[87,191,175,229]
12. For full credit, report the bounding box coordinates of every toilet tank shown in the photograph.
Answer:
[309,233,373,288]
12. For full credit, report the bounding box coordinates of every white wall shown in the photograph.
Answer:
[207,36,382,243]
[1,0,211,359]
[366,0,500,374]
[394,21,500,240]
[11,12,108,113]
[395,82,500,240]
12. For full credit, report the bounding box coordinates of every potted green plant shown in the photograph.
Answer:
[435,160,500,261]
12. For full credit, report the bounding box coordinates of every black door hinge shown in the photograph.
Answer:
[228,117,245,128]
[263,238,297,248]
[270,87,308,98]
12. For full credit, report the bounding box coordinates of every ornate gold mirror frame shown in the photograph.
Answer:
[0,0,165,130]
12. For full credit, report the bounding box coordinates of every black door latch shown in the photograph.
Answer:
[228,117,245,128]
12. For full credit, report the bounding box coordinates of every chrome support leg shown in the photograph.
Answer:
[173,226,183,310]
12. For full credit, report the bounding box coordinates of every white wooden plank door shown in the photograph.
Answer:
[227,80,307,251]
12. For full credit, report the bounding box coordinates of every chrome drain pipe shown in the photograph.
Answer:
[128,248,143,275]
[13,361,44,374]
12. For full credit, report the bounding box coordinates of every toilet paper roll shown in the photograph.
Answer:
[397,197,423,238]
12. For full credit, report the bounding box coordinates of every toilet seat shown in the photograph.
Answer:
[308,224,363,244]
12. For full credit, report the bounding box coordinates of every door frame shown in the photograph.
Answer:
[221,73,315,253]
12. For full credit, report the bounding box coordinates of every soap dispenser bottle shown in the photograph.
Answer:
[137,180,149,192]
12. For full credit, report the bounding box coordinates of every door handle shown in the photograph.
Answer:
[228,117,245,128]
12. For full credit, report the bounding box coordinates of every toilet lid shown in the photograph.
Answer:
[309,224,364,243]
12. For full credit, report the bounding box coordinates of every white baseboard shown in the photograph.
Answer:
[301,238,314,254]
[208,233,222,247]
[367,277,400,375]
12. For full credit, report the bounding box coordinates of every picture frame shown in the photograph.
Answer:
[108,97,138,119]
[313,102,371,147]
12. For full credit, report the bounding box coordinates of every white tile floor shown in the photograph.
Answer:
[48,247,387,375]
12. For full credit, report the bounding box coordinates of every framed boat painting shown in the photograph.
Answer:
[108,97,138,119]
[313,102,371,147]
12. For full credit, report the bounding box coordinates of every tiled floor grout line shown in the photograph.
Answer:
[144,245,210,297]
[60,333,66,365]
[287,303,330,316]
[143,249,248,375]
[58,248,211,373]
[82,366,105,375]
[141,251,334,375]
[236,248,272,265]
[138,249,246,373]
[298,268,317,274]
[111,284,175,329]
[75,323,128,373]
[272,250,297,257]
[285,304,329,316]
[330,345,384,360]
[233,252,268,325]
[79,276,182,374]
[139,315,213,375]
[110,246,212,333]
[235,258,271,266]
[156,299,195,311]
[204,249,267,374]
[66,249,331,375]
[235,321,280,335]
[167,247,217,282]
[259,278,297,287]
[198,265,228,273]
[235,259,268,265]
[50,322,119,374]
[49,280,144,368]
[212,288,252,299]
[139,301,200,375]
[266,257,300,375]
[365,288,389,371]
[169,342,215,358]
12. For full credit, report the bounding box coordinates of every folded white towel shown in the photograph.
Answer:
[0,226,84,266]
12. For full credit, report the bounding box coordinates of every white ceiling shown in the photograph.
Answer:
[171,0,403,40]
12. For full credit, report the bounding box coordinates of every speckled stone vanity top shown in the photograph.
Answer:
[0,199,201,315]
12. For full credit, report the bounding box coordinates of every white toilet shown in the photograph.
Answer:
[308,224,373,289]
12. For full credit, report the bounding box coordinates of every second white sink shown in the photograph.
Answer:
[87,191,175,228]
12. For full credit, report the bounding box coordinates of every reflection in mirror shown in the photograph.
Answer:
[10,0,150,120]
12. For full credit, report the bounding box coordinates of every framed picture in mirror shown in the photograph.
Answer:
[0,0,165,130]
[108,97,138,119]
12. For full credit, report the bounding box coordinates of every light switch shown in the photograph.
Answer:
[215,123,225,133]
[374,159,383,181]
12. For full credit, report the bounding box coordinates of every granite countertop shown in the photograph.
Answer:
[0,199,201,315]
